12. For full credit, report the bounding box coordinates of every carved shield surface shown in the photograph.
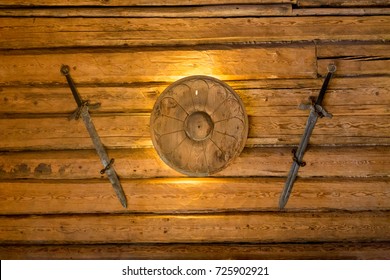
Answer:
[150,76,248,176]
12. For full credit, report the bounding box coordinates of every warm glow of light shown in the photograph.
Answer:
[162,50,226,82]
[170,73,223,82]
[163,178,222,185]
[173,179,201,184]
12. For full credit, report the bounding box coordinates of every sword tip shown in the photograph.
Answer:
[120,198,128,209]
[278,198,287,210]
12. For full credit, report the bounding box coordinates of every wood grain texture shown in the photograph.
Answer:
[298,0,390,7]
[1,77,389,115]
[1,211,389,244]
[0,46,316,85]
[0,5,293,17]
[317,44,390,58]
[1,114,389,150]
[248,115,390,145]
[294,7,390,16]
[2,242,390,260]
[3,6,390,17]
[317,44,390,77]
[0,0,297,6]
[0,146,388,179]
[0,1,389,260]
[0,178,389,215]
[0,16,388,49]
[0,114,151,150]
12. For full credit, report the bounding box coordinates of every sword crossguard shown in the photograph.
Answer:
[69,100,101,120]
[298,96,316,111]
[69,100,89,120]
[314,104,332,119]
[298,98,333,119]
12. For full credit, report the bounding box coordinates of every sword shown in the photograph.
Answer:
[61,65,127,208]
[279,64,336,209]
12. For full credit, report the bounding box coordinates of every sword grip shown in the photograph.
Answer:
[315,64,336,106]
[61,65,83,107]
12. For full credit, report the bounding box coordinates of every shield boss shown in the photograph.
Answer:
[150,76,248,176]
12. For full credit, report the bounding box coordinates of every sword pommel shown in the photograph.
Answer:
[60,65,70,76]
[327,63,337,73]
[62,66,101,118]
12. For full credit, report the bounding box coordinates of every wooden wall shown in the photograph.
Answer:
[0,0,389,259]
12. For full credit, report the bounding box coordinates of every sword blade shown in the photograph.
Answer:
[279,109,319,209]
[80,106,128,208]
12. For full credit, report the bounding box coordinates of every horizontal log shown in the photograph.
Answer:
[0,146,388,179]
[1,242,390,260]
[0,46,316,85]
[0,211,389,244]
[0,0,296,6]
[1,114,389,150]
[294,7,390,16]
[1,114,151,150]
[0,16,388,49]
[317,44,390,77]
[0,5,292,17]
[298,0,390,7]
[248,115,390,145]
[3,6,390,17]
[231,75,390,89]
[1,77,389,115]
[0,178,389,214]
[317,43,390,58]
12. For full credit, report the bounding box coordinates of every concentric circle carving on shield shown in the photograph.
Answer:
[150,75,248,176]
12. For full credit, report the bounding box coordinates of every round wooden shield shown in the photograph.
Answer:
[150,75,248,176]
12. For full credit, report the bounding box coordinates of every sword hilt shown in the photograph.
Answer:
[315,64,336,106]
[61,65,101,119]
[61,65,83,107]
[299,64,335,118]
